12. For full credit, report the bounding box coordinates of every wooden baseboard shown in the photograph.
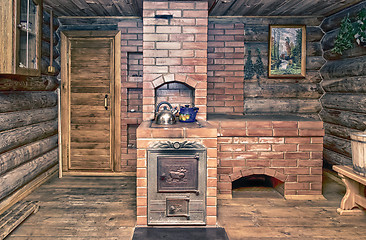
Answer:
[0,165,58,215]
[61,171,136,177]
[217,194,232,199]
[323,168,344,186]
[285,194,326,200]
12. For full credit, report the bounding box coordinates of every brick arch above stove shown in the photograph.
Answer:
[143,73,207,121]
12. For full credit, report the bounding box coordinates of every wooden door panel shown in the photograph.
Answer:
[68,37,113,171]
[70,142,110,149]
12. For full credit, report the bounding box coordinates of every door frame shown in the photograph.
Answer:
[60,31,121,176]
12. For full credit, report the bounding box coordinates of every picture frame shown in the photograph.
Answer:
[268,25,306,78]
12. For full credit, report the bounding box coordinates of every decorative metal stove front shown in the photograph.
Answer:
[147,141,206,225]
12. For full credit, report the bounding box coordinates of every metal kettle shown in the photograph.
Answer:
[155,101,177,125]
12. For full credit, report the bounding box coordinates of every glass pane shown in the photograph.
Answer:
[29,0,37,34]
[18,0,38,69]
[19,31,27,68]
[28,34,37,68]
[19,0,27,24]
[28,0,38,69]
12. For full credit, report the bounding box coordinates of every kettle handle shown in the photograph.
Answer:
[155,101,173,113]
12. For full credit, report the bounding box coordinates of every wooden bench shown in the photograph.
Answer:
[333,165,366,215]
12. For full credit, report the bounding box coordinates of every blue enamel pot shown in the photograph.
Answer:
[179,105,199,122]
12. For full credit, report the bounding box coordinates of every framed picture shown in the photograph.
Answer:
[268,25,306,78]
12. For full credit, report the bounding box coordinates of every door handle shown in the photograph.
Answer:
[104,94,108,110]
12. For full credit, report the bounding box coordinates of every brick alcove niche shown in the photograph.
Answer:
[143,73,207,121]
[155,81,194,110]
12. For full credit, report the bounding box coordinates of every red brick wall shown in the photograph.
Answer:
[207,21,245,114]
[142,1,208,121]
[209,120,324,197]
[118,20,143,172]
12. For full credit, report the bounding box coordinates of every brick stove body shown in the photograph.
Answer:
[136,121,218,226]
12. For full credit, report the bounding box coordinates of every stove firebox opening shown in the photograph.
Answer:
[232,174,284,198]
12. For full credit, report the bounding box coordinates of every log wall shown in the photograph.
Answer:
[208,17,325,118]
[320,1,366,167]
[0,10,60,203]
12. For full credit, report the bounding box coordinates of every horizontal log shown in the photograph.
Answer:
[43,10,60,30]
[243,71,322,84]
[306,56,326,70]
[0,135,58,175]
[306,27,324,42]
[320,108,366,130]
[323,45,366,60]
[0,148,58,201]
[323,148,352,166]
[59,17,141,25]
[306,42,322,56]
[324,135,352,158]
[243,25,268,42]
[41,41,60,59]
[0,92,57,113]
[0,107,57,132]
[324,122,354,140]
[321,1,366,32]
[320,55,366,80]
[321,29,338,51]
[42,24,60,45]
[59,24,118,31]
[321,93,366,113]
[0,120,58,154]
[223,17,323,27]
[244,99,321,114]
[244,42,322,57]
[0,76,58,91]
[41,57,61,76]
[321,77,366,93]
[244,83,323,99]
[244,25,322,43]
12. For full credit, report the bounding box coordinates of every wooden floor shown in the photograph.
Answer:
[6,175,136,240]
[6,171,366,239]
[219,173,366,240]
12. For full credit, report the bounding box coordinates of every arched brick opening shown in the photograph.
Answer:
[152,73,199,90]
[228,167,287,197]
[143,73,206,121]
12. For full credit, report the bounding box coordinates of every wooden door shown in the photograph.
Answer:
[61,31,121,174]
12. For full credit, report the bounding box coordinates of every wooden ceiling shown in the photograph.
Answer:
[43,0,363,17]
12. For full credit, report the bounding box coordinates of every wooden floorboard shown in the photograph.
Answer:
[5,171,366,239]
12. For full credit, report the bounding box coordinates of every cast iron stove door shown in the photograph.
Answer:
[158,156,198,193]
[147,142,206,225]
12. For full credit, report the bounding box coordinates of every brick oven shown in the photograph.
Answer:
[136,0,324,228]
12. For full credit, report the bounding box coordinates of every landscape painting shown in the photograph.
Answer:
[269,25,306,78]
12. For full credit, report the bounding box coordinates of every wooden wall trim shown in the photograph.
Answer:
[114,31,121,172]
[60,31,69,175]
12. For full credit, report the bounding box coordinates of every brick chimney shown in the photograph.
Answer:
[142,0,208,121]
